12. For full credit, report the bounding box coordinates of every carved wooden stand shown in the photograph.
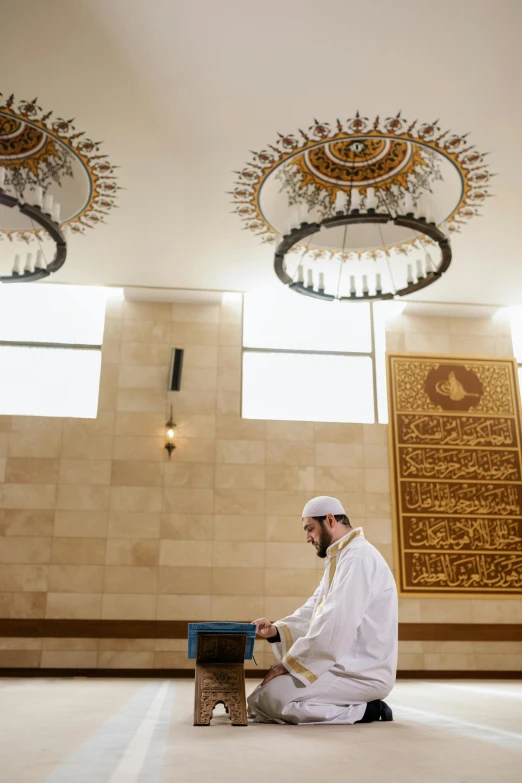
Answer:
[194,633,248,726]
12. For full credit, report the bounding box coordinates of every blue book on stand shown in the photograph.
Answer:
[188,622,256,659]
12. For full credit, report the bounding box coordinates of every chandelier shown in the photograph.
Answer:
[0,93,119,282]
[274,195,451,301]
[0,168,66,282]
[232,113,491,302]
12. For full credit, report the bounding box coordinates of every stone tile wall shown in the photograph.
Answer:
[0,298,519,670]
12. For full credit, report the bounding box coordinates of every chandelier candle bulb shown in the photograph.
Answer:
[306,268,313,288]
[35,250,44,270]
[350,188,360,211]
[52,201,61,222]
[407,263,413,284]
[404,193,414,215]
[350,275,356,294]
[376,273,382,292]
[24,253,33,273]
[334,190,345,213]
[318,272,325,291]
[366,187,376,210]
[296,264,304,283]
[33,186,43,208]
[43,193,53,214]
[416,259,424,279]
[0,167,5,189]
[12,254,21,275]
[362,274,369,293]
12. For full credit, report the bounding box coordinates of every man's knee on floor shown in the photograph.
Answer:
[249,677,293,716]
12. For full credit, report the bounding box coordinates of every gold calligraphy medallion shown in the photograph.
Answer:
[434,371,481,403]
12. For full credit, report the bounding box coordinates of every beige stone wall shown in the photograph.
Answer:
[0,297,520,671]
[386,311,514,358]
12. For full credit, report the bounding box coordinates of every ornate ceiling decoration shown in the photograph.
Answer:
[231,113,492,301]
[0,93,120,281]
[0,93,120,241]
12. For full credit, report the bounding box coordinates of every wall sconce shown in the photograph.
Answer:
[165,405,176,459]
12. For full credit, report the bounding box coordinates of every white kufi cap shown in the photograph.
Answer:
[302,495,346,518]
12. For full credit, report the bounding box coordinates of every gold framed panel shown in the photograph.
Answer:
[387,353,522,598]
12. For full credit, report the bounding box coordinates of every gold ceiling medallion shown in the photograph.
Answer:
[0,93,120,244]
[292,138,426,196]
[231,113,492,302]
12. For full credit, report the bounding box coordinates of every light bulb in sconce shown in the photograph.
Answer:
[165,405,177,459]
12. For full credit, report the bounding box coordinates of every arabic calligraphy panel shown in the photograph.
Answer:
[400,481,522,516]
[403,517,522,551]
[397,414,518,449]
[399,447,521,481]
[388,354,522,596]
[407,552,522,591]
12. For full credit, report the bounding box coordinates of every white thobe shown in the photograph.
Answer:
[248,528,398,724]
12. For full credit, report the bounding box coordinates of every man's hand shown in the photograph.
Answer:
[252,617,278,639]
[260,662,288,687]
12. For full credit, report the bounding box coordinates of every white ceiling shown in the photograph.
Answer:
[1,0,521,305]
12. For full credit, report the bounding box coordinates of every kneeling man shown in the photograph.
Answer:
[248,496,398,724]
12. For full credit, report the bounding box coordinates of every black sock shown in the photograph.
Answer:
[355,700,382,723]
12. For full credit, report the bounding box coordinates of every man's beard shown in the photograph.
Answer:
[316,523,334,558]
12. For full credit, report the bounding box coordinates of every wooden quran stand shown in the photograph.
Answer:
[194,633,248,726]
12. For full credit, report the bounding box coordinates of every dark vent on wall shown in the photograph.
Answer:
[169,348,184,391]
